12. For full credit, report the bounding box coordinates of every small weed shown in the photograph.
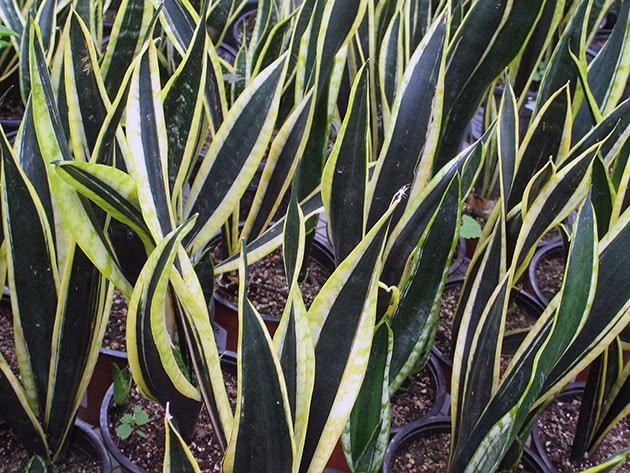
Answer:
[116,405,150,440]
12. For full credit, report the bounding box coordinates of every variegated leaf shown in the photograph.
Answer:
[342,322,392,473]
[299,194,400,473]
[222,246,294,472]
[126,219,202,440]
[184,53,288,254]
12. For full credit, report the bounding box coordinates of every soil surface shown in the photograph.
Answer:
[0,423,100,473]
[109,369,237,473]
[434,284,460,357]
[435,284,538,361]
[102,289,127,352]
[390,364,437,428]
[537,393,630,473]
[533,249,565,304]
[389,430,535,473]
[214,247,331,318]
[0,300,18,376]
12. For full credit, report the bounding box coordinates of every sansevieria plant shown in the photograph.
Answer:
[0,18,113,470]
[47,0,376,460]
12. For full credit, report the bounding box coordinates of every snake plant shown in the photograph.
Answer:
[0,17,113,467]
[146,186,401,472]
[49,0,370,453]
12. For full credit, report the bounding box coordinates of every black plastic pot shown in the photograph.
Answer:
[82,298,217,425]
[100,352,237,473]
[383,416,550,473]
[531,383,586,473]
[231,8,257,48]
[0,419,113,472]
[527,241,565,307]
[432,279,545,368]
[217,42,238,65]
[214,235,336,352]
[73,419,113,473]
[447,237,467,280]
[390,353,450,436]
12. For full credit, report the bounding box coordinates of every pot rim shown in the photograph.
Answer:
[390,353,450,436]
[527,241,565,307]
[531,382,586,473]
[73,418,113,473]
[99,352,238,473]
[384,416,550,473]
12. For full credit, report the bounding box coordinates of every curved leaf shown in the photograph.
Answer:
[126,219,202,440]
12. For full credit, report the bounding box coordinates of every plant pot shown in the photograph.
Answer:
[432,280,545,372]
[0,418,112,472]
[390,353,450,436]
[220,0,257,49]
[326,440,350,472]
[217,42,238,65]
[78,347,128,426]
[527,242,566,306]
[214,236,336,352]
[72,419,114,473]
[383,416,549,473]
[531,383,590,473]
[231,8,257,48]
[531,382,630,471]
[447,237,467,280]
[83,292,219,425]
[100,353,238,473]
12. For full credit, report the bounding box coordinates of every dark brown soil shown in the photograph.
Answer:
[390,431,535,472]
[109,370,237,473]
[435,285,460,356]
[0,423,100,473]
[537,393,630,473]
[102,289,127,352]
[215,247,331,318]
[390,431,451,472]
[534,251,565,303]
[390,364,437,427]
[505,300,538,332]
[435,285,538,360]
[0,300,18,376]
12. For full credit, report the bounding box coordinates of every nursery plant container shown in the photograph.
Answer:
[83,297,218,425]
[527,241,566,306]
[432,279,545,376]
[221,0,257,49]
[72,419,114,473]
[231,8,257,48]
[214,235,335,351]
[447,237,467,280]
[0,418,113,472]
[390,353,450,436]
[78,347,128,426]
[383,416,550,473]
[532,381,630,471]
[100,353,238,473]
[531,383,597,473]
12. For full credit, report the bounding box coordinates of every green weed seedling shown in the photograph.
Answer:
[116,406,150,440]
